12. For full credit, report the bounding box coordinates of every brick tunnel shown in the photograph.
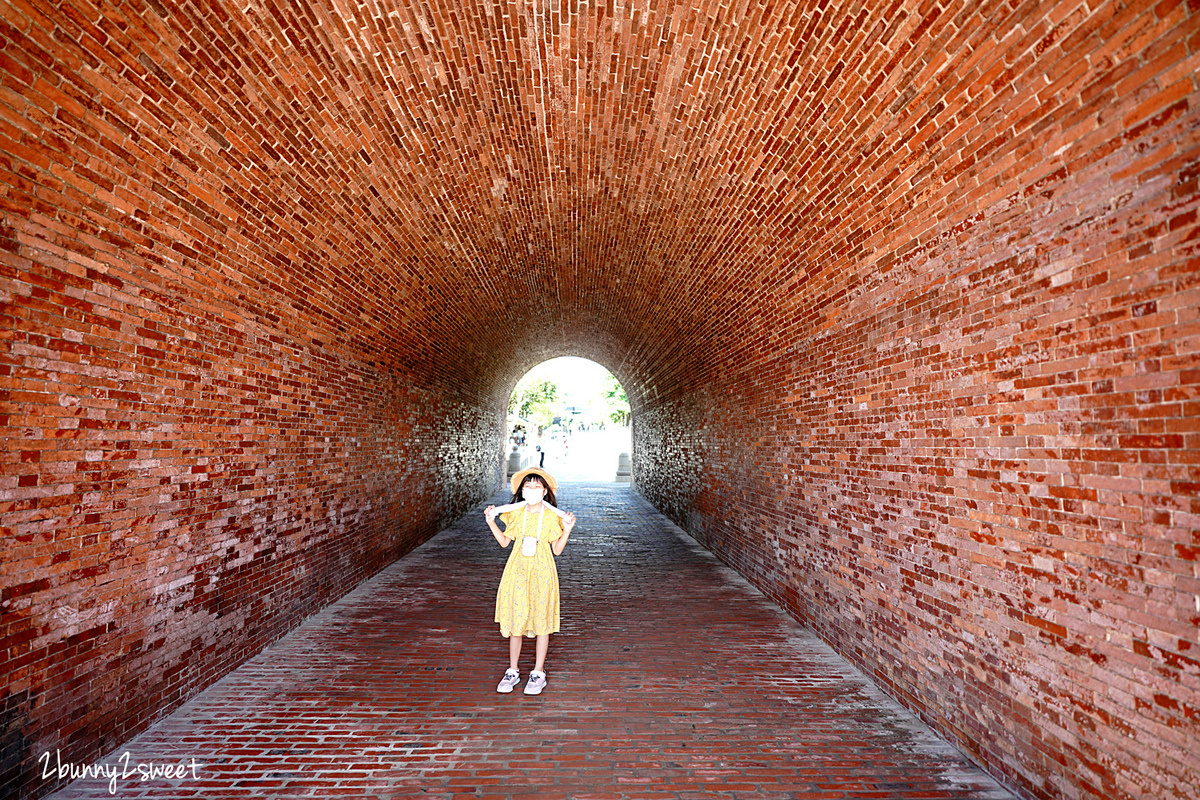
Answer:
[1,1,1198,798]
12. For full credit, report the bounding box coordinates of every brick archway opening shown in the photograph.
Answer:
[503,356,632,483]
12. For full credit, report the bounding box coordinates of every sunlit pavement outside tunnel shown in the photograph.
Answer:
[44,484,1016,800]
[513,428,632,483]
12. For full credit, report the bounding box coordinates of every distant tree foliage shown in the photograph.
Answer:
[605,374,630,426]
[509,377,559,435]
[507,370,630,436]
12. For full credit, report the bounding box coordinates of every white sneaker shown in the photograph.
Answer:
[496,668,520,693]
[523,670,547,695]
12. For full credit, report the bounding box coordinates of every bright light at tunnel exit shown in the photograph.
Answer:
[506,357,632,483]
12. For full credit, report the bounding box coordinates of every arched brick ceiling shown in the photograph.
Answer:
[55,0,1063,407]
[6,3,1199,799]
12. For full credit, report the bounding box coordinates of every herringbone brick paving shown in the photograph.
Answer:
[44,484,1014,799]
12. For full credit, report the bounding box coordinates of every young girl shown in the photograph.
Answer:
[485,467,576,695]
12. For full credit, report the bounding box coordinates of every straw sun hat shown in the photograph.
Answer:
[510,467,557,494]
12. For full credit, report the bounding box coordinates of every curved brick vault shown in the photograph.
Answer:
[1,1,1198,798]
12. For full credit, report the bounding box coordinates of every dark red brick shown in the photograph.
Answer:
[31,487,1016,800]
[2,1,1198,800]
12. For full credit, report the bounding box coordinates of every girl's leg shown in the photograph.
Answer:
[509,635,523,670]
[534,634,549,672]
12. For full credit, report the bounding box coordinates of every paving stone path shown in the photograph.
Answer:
[45,484,1016,799]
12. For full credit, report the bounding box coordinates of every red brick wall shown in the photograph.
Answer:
[2,1,1198,799]
[635,5,1200,800]
[1,218,504,797]
[0,3,506,797]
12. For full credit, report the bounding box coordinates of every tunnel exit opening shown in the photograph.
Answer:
[504,357,632,484]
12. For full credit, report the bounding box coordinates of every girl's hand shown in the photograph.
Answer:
[563,512,576,533]
[485,505,497,523]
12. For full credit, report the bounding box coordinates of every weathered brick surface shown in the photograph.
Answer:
[1,0,1197,799]
[40,484,1016,800]
[633,4,1200,800]
[0,2,507,797]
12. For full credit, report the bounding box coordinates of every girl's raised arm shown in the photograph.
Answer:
[484,505,511,547]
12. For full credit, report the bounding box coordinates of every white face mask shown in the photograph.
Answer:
[522,485,544,504]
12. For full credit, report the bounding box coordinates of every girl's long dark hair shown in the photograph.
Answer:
[510,474,557,507]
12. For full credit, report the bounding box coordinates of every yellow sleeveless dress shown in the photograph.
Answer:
[494,506,563,638]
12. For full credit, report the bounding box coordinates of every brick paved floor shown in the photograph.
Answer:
[44,484,1016,800]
